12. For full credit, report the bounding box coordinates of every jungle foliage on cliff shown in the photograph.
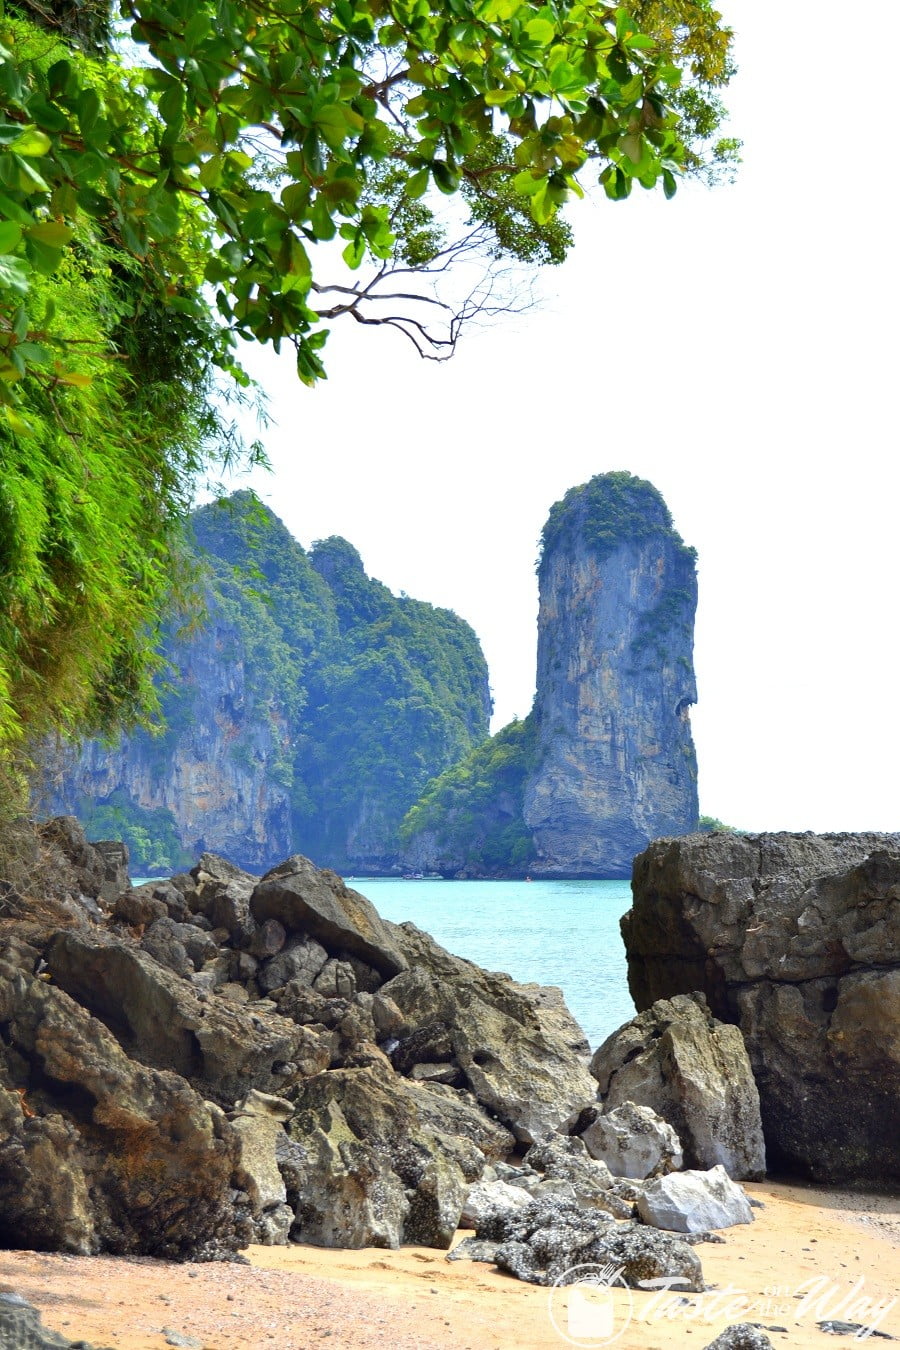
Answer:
[61,492,491,871]
[399,714,538,873]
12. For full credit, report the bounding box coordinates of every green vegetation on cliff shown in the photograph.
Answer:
[539,470,696,573]
[61,491,491,871]
[400,715,538,873]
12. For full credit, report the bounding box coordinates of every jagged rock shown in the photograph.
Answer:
[37,817,107,899]
[460,1180,534,1228]
[249,918,286,960]
[446,1237,500,1263]
[381,924,595,1143]
[522,1137,632,1219]
[636,1165,754,1233]
[623,832,900,1183]
[0,956,242,1258]
[191,853,258,942]
[258,936,329,993]
[251,856,408,978]
[44,928,324,1102]
[701,1326,775,1350]
[580,1101,683,1179]
[140,917,194,978]
[592,993,765,1181]
[113,885,167,928]
[286,1064,512,1248]
[0,1292,110,1349]
[473,1197,703,1290]
[88,842,130,908]
[231,1090,294,1245]
[312,957,356,998]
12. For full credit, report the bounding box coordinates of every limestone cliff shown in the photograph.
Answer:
[524,472,698,876]
[53,493,491,874]
[401,472,698,877]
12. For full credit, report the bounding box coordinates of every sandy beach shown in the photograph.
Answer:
[2,1181,897,1350]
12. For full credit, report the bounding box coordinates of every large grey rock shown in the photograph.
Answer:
[460,1180,533,1228]
[636,1165,754,1233]
[591,993,765,1181]
[0,956,242,1259]
[381,923,595,1143]
[580,1100,682,1179]
[286,1065,512,1249]
[0,1293,110,1349]
[623,832,900,1184]
[231,1090,294,1245]
[701,1327,775,1350]
[44,927,326,1102]
[473,1197,704,1290]
[251,856,408,978]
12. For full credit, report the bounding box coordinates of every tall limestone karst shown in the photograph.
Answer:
[400,472,699,877]
[52,492,491,874]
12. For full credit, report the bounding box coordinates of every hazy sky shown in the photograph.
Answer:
[226,0,899,834]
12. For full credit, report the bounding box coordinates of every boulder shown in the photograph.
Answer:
[580,1101,683,1179]
[0,1292,110,1350]
[591,993,765,1180]
[472,1197,704,1290]
[231,1090,294,1245]
[285,1065,505,1248]
[460,1179,533,1228]
[380,929,595,1143]
[0,956,242,1259]
[636,1165,754,1233]
[522,1138,633,1218]
[623,832,900,1184]
[44,928,327,1102]
[701,1327,775,1350]
[251,856,408,978]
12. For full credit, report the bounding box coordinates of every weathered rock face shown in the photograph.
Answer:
[54,596,294,872]
[524,472,699,877]
[622,831,900,1184]
[399,472,699,878]
[50,494,491,875]
[590,993,766,1181]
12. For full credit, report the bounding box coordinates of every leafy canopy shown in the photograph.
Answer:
[0,0,735,393]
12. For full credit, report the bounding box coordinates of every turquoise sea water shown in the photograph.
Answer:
[347,877,636,1052]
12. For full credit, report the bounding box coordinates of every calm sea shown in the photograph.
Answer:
[347,877,636,1052]
[133,875,638,1051]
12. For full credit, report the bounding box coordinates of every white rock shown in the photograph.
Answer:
[460,1179,533,1228]
[637,1165,754,1233]
[582,1101,683,1179]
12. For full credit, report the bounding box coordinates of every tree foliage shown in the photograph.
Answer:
[399,713,538,873]
[1,0,735,392]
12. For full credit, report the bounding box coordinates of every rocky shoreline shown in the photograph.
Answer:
[1,820,898,1348]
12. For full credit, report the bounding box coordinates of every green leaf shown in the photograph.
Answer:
[431,160,459,193]
[525,17,555,45]
[10,126,51,157]
[0,220,22,254]
[405,168,429,199]
[0,253,29,296]
[26,222,74,248]
[662,167,677,199]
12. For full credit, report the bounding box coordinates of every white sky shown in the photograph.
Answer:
[225,0,900,834]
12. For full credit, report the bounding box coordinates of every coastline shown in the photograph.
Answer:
[3,1181,898,1350]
